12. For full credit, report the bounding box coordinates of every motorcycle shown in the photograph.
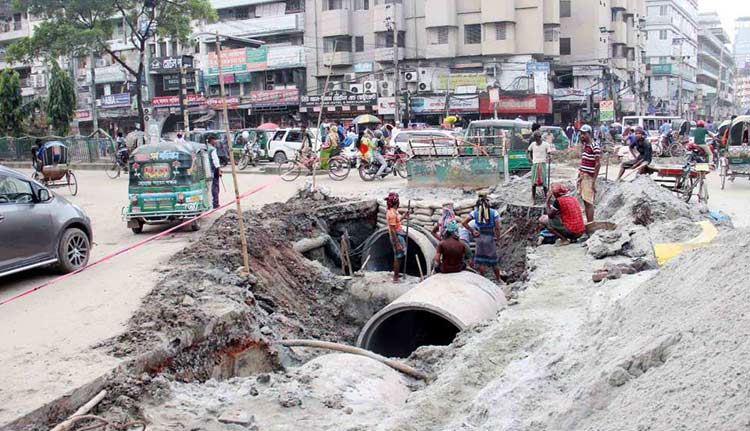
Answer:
[238,141,260,170]
[358,148,409,181]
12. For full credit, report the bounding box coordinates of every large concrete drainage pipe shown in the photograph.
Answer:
[357,272,507,358]
[361,226,437,277]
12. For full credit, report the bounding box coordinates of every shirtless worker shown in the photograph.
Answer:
[386,192,410,282]
[433,221,469,274]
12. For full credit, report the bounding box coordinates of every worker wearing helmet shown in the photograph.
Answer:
[693,120,713,166]
[577,124,600,223]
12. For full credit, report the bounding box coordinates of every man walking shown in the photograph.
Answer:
[527,131,551,202]
[206,134,222,209]
[577,125,600,223]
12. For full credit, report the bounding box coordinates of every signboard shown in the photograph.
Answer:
[151,94,206,107]
[204,73,236,87]
[248,89,300,107]
[573,66,602,77]
[353,62,374,73]
[267,46,305,69]
[489,87,500,104]
[651,64,672,75]
[533,71,549,94]
[377,97,396,115]
[208,46,268,74]
[436,73,487,90]
[599,99,615,121]
[490,95,552,114]
[163,73,196,91]
[207,97,241,108]
[75,110,91,121]
[100,93,131,108]
[410,96,479,113]
[526,62,550,74]
[150,56,193,74]
[300,93,377,108]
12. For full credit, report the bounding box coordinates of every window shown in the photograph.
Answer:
[465,24,481,44]
[560,37,571,55]
[286,0,303,12]
[13,13,22,30]
[355,36,364,52]
[495,23,507,41]
[659,30,667,40]
[171,40,178,56]
[560,0,571,18]
[659,5,668,15]
[544,26,559,42]
[324,0,347,10]
[374,0,402,4]
[354,0,369,10]
[0,175,34,204]
[382,30,406,48]
[431,27,449,45]
[159,41,168,57]
[149,44,156,57]
[659,56,668,64]
[324,36,352,52]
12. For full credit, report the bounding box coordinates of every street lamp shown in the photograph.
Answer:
[194,32,263,276]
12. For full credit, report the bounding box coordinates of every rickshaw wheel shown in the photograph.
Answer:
[131,220,144,234]
[67,171,78,196]
[669,143,685,158]
[681,176,696,203]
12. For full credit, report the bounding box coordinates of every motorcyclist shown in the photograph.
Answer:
[115,132,129,166]
[373,129,389,178]
[693,120,713,167]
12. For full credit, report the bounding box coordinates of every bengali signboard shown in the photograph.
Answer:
[494,95,552,114]
[208,46,268,74]
[248,89,300,107]
[150,56,194,74]
[599,99,615,121]
[436,73,487,90]
[300,93,377,108]
[410,96,479,113]
[100,93,131,108]
[163,73,197,91]
[75,110,91,121]
[151,94,206,107]
[207,97,241,108]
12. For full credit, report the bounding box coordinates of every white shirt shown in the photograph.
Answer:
[528,141,551,164]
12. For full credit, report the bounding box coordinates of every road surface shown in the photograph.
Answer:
[0,167,404,426]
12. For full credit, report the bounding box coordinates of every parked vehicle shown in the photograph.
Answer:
[31,141,78,196]
[718,115,750,189]
[463,120,534,171]
[0,165,92,277]
[235,131,262,170]
[232,128,275,162]
[539,126,570,150]
[124,141,212,234]
[391,129,458,157]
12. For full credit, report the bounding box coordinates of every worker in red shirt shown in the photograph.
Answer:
[539,183,585,245]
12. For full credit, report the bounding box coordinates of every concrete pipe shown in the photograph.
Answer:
[357,272,507,358]
[360,226,437,277]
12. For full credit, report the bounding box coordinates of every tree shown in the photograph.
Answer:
[0,68,24,137]
[47,61,77,136]
[13,0,216,129]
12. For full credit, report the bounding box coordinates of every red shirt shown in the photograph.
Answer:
[557,196,585,234]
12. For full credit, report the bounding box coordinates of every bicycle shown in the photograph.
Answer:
[105,147,129,179]
[278,151,351,182]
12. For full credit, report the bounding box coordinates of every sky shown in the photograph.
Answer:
[699,0,750,43]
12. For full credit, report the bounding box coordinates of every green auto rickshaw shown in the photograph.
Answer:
[124,140,212,234]
[463,119,534,172]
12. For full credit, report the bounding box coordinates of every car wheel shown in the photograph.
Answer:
[131,219,144,234]
[190,219,201,231]
[273,152,288,164]
[57,228,90,273]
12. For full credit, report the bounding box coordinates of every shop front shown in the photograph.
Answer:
[299,93,378,125]
[409,95,480,127]
[480,94,553,123]
[245,88,301,127]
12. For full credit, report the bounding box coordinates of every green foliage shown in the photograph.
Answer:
[0,69,24,137]
[46,61,77,136]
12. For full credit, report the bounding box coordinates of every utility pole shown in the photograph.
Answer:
[714,45,724,119]
[675,38,684,118]
[89,50,99,133]
[634,25,642,116]
[386,10,400,126]
[179,61,190,133]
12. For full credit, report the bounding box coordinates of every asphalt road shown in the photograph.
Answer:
[0,166,405,426]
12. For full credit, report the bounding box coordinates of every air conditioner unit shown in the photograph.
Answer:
[418,68,430,79]
[95,58,107,68]
[266,74,275,83]
[418,81,432,92]
[349,83,364,94]
[403,71,418,82]
[344,73,357,82]
[378,80,394,97]
[363,80,377,94]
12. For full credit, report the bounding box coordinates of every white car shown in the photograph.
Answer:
[391,129,458,157]
[267,128,321,163]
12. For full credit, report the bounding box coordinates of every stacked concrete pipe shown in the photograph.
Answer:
[360,226,438,277]
[357,272,508,358]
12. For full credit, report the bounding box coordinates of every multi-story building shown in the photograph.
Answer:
[305,0,561,125]
[556,0,647,123]
[734,17,750,114]
[643,0,698,118]
[0,7,40,101]
[696,12,734,121]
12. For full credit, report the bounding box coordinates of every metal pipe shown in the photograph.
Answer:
[357,272,508,358]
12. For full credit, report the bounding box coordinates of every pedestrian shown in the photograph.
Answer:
[577,124,600,223]
[527,131,551,202]
[599,122,609,143]
[433,221,469,274]
[175,132,186,143]
[386,192,409,282]
[327,125,340,156]
[616,127,652,181]
[462,191,502,281]
[206,134,222,209]
[565,123,574,141]
[539,183,585,245]
[431,202,456,241]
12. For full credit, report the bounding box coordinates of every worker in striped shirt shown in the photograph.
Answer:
[576,124,601,223]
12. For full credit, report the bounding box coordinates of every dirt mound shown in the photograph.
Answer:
[550,231,750,430]
[595,175,702,227]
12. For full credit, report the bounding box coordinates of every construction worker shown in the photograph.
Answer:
[577,124,600,223]
[433,221,469,274]
[540,183,585,245]
[462,191,501,281]
[527,131,551,202]
[386,192,409,282]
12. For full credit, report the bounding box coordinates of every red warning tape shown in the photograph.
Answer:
[0,178,280,306]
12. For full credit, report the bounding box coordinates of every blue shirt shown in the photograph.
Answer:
[470,208,498,230]
[659,123,672,135]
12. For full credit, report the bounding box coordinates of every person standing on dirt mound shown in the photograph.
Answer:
[462,192,502,281]
[577,124,600,223]
[540,183,585,245]
[386,192,409,282]
[527,131,551,202]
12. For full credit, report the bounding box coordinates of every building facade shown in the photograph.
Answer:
[305,0,561,124]
[0,7,41,101]
[643,0,698,118]
[696,12,734,121]
[556,0,647,124]
[734,17,750,114]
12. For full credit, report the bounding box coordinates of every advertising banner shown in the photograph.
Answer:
[436,73,487,90]
[300,93,377,108]
[151,94,205,107]
[100,93,131,108]
[248,89,300,107]
[163,74,197,91]
[150,56,193,74]
[599,99,615,121]
[410,96,479,113]
[208,46,268,74]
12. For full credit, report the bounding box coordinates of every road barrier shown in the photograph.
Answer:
[0,135,113,163]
